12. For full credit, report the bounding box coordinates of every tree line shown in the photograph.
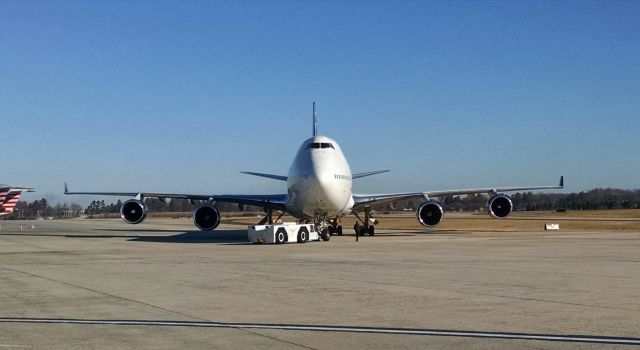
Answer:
[2,188,639,220]
[5,199,83,219]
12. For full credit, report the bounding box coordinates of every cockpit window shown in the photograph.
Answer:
[306,142,334,149]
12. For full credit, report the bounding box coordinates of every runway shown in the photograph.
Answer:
[0,217,639,349]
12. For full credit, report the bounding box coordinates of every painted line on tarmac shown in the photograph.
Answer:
[0,318,639,346]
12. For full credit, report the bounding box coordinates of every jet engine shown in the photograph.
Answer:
[486,194,513,218]
[193,205,221,231]
[416,200,444,226]
[120,199,147,224]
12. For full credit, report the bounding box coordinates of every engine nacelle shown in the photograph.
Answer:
[120,199,147,224]
[193,205,221,231]
[486,194,513,218]
[416,200,444,226]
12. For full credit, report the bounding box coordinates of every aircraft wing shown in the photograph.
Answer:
[64,184,288,211]
[240,171,288,181]
[352,176,564,209]
[352,170,390,179]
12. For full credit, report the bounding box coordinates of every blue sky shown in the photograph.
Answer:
[1,1,639,205]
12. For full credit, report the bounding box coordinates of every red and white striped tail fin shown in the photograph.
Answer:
[0,188,9,209]
[0,188,9,200]
[1,191,23,215]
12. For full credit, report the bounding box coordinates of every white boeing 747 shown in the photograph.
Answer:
[65,103,563,238]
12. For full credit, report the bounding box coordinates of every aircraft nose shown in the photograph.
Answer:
[313,170,336,192]
[313,171,345,205]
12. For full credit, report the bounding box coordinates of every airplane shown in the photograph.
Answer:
[0,185,34,217]
[65,103,563,239]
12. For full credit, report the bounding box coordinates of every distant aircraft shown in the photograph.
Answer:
[0,185,34,217]
[65,103,563,238]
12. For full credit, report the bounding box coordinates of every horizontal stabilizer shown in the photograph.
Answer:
[240,172,288,182]
[352,170,390,179]
[0,185,34,193]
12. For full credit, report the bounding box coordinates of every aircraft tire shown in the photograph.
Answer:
[368,225,375,236]
[337,225,343,235]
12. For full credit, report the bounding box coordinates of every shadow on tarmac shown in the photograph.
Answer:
[0,229,251,244]
[0,229,469,243]
[128,229,250,244]
[92,228,189,233]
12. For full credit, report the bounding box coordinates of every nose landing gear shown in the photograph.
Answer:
[313,213,343,241]
[318,223,343,241]
[313,211,332,241]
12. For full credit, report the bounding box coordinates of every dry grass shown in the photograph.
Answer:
[222,209,640,232]
[92,209,640,232]
[512,209,640,219]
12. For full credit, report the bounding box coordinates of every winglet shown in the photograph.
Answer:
[559,176,564,188]
[64,182,69,194]
[312,102,317,137]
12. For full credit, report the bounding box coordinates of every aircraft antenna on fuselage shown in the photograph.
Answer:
[312,102,318,136]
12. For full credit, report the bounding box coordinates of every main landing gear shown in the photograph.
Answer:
[353,222,375,236]
[328,219,343,236]
[353,207,375,236]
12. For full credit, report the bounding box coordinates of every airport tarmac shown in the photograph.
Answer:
[0,217,639,349]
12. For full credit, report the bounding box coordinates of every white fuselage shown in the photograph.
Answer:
[286,136,354,219]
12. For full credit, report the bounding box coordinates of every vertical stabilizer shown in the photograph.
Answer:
[312,102,318,136]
